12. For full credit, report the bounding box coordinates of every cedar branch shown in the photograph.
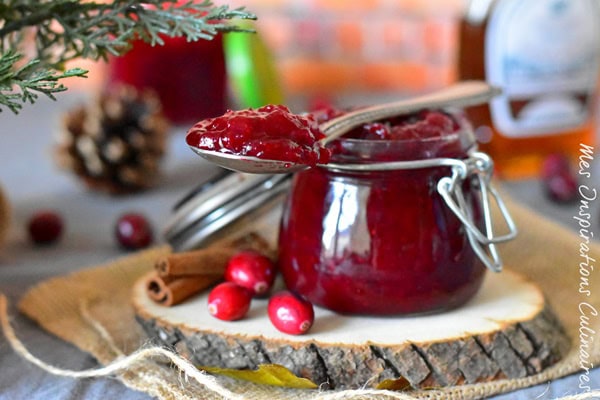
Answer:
[0,0,256,114]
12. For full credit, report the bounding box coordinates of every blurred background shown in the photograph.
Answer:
[0,3,598,398]
[71,0,600,180]
[71,0,463,110]
[222,0,461,106]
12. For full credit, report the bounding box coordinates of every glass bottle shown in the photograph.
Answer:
[458,0,600,179]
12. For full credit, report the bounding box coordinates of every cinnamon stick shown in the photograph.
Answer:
[145,273,221,306]
[155,231,272,278]
[147,231,274,306]
[225,232,273,257]
[155,248,235,278]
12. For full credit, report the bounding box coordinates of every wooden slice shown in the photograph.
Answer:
[132,269,570,390]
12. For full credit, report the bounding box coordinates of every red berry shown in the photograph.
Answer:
[225,250,276,296]
[28,210,64,245]
[541,153,571,179]
[541,154,579,203]
[268,291,314,335]
[115,213,153,250]
[208,282,252,321]
[544,171,579,203]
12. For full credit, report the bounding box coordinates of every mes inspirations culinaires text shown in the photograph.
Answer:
[574,143,597,392]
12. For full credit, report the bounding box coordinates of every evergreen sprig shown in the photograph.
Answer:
[0,0,256,113]
[0,50,87,113]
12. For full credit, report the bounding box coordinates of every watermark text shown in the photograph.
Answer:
[575,143,597,392]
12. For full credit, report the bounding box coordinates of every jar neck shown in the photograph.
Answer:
[327,127,476,164]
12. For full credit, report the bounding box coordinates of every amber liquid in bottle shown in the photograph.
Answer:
[458,0,599,179]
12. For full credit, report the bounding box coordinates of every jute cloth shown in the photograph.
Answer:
[14,196,600,400]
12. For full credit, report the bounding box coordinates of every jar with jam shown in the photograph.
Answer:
[278,110,515,315]
[107,34,227,124]
[458,0,600,179]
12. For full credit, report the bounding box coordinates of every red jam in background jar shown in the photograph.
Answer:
[278,110,486,315]
[186,105,331,166]
[107,34,227,124]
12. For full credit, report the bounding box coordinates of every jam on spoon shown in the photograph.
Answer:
[186,104,331,167]
[185,81,501,174]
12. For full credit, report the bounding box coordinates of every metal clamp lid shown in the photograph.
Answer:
[166,152,517,271]
[322,151,517,272]
[437,152,517,272]
[164,170,291,251]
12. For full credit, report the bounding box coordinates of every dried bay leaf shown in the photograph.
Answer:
[201,364,318,389]
[376,376,412,391]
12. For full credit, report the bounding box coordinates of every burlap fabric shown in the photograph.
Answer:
[15,196,600,400]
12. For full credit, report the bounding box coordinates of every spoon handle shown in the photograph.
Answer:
[319,80,501,145]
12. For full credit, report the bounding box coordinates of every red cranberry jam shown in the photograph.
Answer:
[186,105,331,166]
[278,110,486,315]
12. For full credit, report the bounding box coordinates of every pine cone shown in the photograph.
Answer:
[55,86,169,195]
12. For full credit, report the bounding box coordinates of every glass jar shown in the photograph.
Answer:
[107,34,227,124]
[278,115,515,315]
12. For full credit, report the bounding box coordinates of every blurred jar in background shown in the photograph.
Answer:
[458,0,600,179]
[106,34,227,125]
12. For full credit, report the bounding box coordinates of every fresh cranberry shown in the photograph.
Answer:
[207,282,252,321]
[541,154,579,203]
[268,291,314,335]
[543,171,579,203]
[115,213,153,250]
[225,250,276,296]
[28,211,64,245]
[541,153,572,178]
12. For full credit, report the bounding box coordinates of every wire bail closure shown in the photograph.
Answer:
[167,152,517,270]
[437,152,517,272]
[324,151,517,273]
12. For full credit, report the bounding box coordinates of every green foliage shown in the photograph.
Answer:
[0,50,87,113]
[0,0,255,113]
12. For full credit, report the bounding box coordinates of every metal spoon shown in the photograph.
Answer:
[189,80,501,174]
